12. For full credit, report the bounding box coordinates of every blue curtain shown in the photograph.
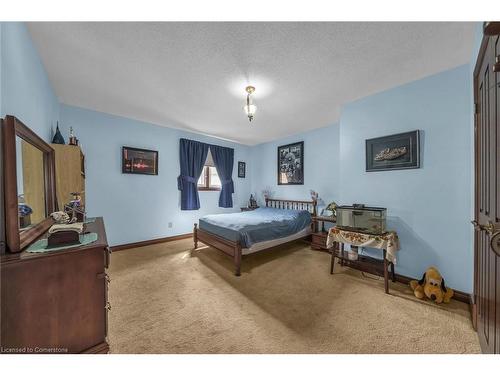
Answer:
[210,144,234,208]
[177,138,209,210]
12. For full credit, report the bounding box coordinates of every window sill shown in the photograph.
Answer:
[198,187,221,192]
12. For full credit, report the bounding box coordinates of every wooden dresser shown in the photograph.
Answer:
[0,218,110,354]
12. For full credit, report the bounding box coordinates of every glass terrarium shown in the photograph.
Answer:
[336,205,387,234]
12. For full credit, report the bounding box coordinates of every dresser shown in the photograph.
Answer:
[0,218,110,354]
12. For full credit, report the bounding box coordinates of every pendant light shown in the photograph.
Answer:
[243,86,256,122]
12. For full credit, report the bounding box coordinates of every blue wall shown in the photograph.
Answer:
[0,22,59,141]
[339,65,473,292]
[59,105,252,246]
[249,65,473,292]
[250,124,340,213]
[0,22,59,250]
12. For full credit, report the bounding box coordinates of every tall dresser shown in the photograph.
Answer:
[0,218,111,354]
[51,143,86,209]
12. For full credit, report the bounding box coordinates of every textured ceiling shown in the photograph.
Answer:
[27,22,475,145]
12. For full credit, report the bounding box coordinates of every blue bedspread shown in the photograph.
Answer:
[199,207,312,248]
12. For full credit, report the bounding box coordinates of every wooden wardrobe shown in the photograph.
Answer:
[51,143,86,209]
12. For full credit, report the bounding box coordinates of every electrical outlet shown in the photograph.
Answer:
[168,222,173,228]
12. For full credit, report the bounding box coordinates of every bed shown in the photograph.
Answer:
[193,198,317,276]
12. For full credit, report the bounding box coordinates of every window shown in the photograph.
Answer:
[198,150,221,191]
[198,166,221,191]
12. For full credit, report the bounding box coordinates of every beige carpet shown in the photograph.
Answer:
[108,238,480,353]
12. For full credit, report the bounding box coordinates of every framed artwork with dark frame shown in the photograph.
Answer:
[365,130,420,172]
[238,161,246,178]
[277,141,304,185]
[122,146,159,175]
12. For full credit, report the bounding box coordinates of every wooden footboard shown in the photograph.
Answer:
[193,223,242,276]
[193,198,317,276]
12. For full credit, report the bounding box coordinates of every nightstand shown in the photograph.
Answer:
[241,206,259,212]
[312,215,336,232]
[311,231,329,251]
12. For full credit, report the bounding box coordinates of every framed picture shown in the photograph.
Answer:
[122,146,159,175]
[365,130,420,172]
[277,141,304,185]
[238,161,246,178]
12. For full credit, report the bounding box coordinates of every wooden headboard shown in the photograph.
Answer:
[265,198,317,216]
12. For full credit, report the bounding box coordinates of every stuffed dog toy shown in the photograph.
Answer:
[409,267,453,304]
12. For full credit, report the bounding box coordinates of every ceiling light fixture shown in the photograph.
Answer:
[243,86,256,122]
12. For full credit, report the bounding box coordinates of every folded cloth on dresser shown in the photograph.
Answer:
[326,227,400,263]
[199,207,312,248]
[48,222,84,234]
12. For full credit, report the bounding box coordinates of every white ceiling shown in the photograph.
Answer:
[27,22,476,145]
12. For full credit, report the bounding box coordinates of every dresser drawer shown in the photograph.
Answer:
[311,232,328,251]
[312,232,327,245]
[311,232,338,252]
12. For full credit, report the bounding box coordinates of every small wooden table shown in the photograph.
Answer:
[326,228,400,294]
[312,215,336,232]
[311,216,337,252]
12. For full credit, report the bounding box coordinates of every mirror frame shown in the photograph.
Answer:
[2,115,56,253]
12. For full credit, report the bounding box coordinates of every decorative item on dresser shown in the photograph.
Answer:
[194,197,317,276]
[68,126,79,146]
[51,143,86,211]
[51,121,65,144]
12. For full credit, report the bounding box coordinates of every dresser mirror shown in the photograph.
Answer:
[2,116,56,253]
[16,136,48,229]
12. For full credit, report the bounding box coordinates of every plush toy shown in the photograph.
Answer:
[409,266,454,304]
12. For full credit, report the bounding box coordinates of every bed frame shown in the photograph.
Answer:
[193,198,317,276]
